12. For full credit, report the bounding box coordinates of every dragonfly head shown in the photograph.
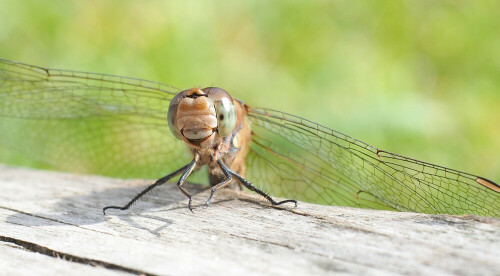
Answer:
[168,87,237,148]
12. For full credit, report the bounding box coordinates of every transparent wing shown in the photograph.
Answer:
[246,108,500,217]
[2,59,498,217]
[0,59,203,181]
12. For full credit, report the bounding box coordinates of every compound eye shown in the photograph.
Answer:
[167,92,185,140]
[203,87,237,138]
[215,96,237,137]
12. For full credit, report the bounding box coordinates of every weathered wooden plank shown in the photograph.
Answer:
[0,165,499,275]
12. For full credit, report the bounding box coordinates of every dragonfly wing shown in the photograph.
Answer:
[246,107,500,217]
[0,59,199,180]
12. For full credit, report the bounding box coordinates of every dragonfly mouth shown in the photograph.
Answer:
[182,128,217,146]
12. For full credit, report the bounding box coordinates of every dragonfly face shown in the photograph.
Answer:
[0,59,499,216]
[168,87,237,149]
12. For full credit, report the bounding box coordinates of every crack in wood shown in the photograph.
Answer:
[0,206,75,226]
[0,205,110,236]
[0,235,156,276]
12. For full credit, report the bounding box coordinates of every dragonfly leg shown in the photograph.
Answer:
[102,160,196,215]
[176,159,197,213]
[205,160,233,206]
[222,163,298,208]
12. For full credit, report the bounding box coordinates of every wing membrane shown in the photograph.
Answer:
[246,108,500,217]
[0,59,198,180]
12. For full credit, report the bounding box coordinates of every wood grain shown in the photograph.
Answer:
[0,165,499,275]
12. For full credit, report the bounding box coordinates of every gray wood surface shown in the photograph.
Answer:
[0,165,499,276]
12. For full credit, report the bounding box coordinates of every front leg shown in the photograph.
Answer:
[103,161,194,215]
[206,159,233,206]
[177,159,197,212]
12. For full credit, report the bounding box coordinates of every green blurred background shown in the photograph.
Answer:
[0,0,498,181]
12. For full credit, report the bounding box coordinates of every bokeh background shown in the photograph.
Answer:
[0,0,499,182]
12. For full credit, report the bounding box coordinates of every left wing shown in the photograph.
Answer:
[0,59,198,180]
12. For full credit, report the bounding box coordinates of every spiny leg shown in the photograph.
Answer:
[176,159,197,212]
[103,163,192,215]
[205,160,233,206]
[222,163,298,207]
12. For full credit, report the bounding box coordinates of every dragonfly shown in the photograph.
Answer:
[0,59,498,217]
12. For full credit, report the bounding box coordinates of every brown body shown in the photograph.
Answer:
[173,88,251,187]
